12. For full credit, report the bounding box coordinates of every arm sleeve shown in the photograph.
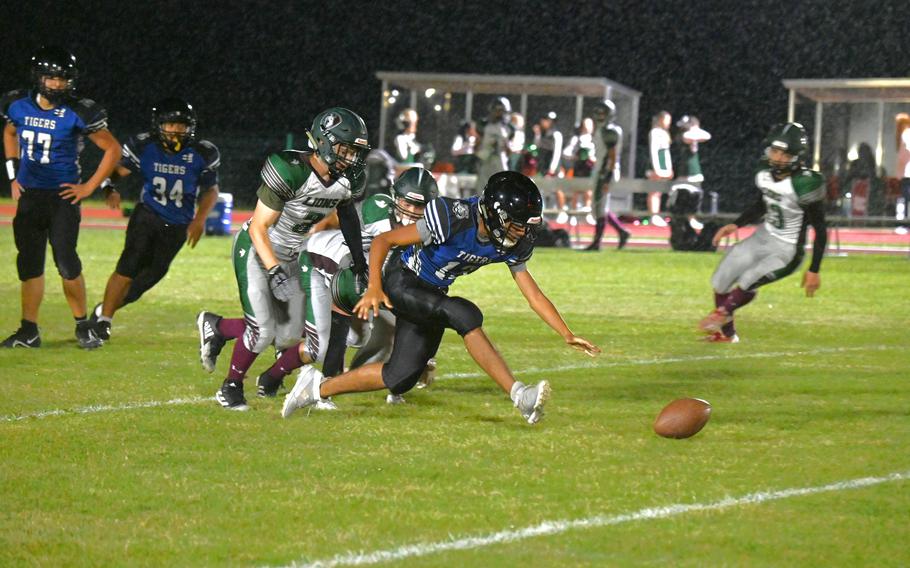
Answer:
[803,200,827,272]
[734,194,767,227]
[337,200,366,274]
[120,136,143,173]
[420,197,453,245]
[196,140,221,189]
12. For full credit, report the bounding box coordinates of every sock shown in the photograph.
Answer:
[606,211,625,234]
[268,343,303,379]
[323,311,352,377]
[98,316,112,323]
[722,288,757,315]
[20,319,38,335]
[714,292,730,309]
[217,318,246,340]
[722,320,736,338]
[226,339,259,382]
[74,315,87,323]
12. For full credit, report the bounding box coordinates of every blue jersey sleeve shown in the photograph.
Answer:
[195,139,221,189]
[0,89,28,123]
[71,98,108,134]
[418,197,475,245]
[120,133,154,173]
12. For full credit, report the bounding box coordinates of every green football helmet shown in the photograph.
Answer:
[330,266,366,316]
[764,122,808,175]
[592,99,615,124]
[391,167,438,226]
[308,107,371,178]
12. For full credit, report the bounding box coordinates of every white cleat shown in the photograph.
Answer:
[511,380,551,425]
[650,214,668,228]
[416,358,437,389]
[281,366,325,418]
[386,394,406,405]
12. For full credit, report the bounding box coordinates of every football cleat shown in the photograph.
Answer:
[1,326,41,348]
[216,380,250,411]
[511,380,551,425]
[386,394,406,405]
[698,308,732,334]
[416,358,437,389]
[702,331,740,343]
[281,366,325,418]
[650,214,668,228]
[75,320,103,349]
[256,371,284,398]
[197,311,226,373]
[618,229,630,250]
[89,303,111,341]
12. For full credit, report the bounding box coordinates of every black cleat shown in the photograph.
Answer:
[88,302,111,341]
[2,326,41,348]
[197,311,226,373]
[75,320,103,349]
[582,241,601,252]
[216,380,250,411]
[618,230,630,250]
[256,371,284,398]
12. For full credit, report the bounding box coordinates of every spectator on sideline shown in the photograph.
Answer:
[647,110,673,227]
[451,119,479,174]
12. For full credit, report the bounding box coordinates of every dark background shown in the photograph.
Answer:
[2,0,907,208]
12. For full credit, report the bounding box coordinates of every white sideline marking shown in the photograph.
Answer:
[284,471,910,568]
[0,345,894,423]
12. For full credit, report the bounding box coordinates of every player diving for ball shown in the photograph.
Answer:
[196,108,370,410]
[699,122,827,342]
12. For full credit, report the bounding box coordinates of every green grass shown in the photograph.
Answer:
[0,226,908,567]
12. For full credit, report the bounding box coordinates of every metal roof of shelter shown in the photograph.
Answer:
[783,78,910,103]
[375,72,641,98]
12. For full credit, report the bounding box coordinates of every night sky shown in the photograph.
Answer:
[2,0,908,204]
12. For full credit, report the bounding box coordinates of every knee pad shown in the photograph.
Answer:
[17,254,44,281]
[244,324,275,354]
[441,296,483,337]
[55,252,82,280]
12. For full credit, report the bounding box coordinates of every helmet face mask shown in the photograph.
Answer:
[152,98,197,153]
[478,171,543,253]
[764,122,808,176]
[310,108,371,178]
[31,46,78,104]
[391,167,438,226]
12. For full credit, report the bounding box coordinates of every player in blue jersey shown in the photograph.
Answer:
[281,171,601,424]
[88,98,220,342]
[2,46,122,349]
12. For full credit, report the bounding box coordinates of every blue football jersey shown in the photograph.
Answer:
[400,196,532,288]
[121,133,220,225]
[1,89,108,190]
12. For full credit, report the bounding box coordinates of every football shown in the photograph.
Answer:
[653,398,712,439]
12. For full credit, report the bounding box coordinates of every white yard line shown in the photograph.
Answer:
[284,470,910,568]
[0,345,896,423]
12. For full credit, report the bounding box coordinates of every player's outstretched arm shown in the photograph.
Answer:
[61,130,122,203]
[801,200,827,297]
[354,224,422,319]
[512,268,601,357]
[248,199,282,270]
[187,185,219,248]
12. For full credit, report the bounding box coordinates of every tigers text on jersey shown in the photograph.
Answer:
[1,89,107,189]
[401,196,531,288]
[754,165,825,244]
[122,133,220,225]
[257,150,366,260]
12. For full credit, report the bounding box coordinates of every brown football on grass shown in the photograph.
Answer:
[653,398,712,439]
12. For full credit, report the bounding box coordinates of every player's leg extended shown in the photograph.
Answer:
[121,219,186,308]
[98,205,156,323]
[14,191,51,323]
[49,196,87,318]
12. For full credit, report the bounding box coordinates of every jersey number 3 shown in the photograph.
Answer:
[152,176,185,208]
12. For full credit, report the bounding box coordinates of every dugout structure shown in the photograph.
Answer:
[375,71,642,179]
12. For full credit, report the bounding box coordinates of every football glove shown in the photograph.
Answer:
[267,265,294,302]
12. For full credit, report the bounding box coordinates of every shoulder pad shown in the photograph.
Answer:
[121,132,155,166]
[361,193,393,225]
[260,152,311,202]
[72,97,108,132]
[0,89,29,120]
[792,169,825,203]
[195,139,221,169]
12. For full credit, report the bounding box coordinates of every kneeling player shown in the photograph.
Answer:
[699,123,827,342]
[282,171,600,424]
[90,98,219,341]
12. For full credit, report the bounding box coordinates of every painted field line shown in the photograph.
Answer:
[0,344,893,423]
[284,470,910,568]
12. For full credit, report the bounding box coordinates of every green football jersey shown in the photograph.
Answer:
[754,162,825,244]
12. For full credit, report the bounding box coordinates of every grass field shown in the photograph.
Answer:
[1,226,908,567]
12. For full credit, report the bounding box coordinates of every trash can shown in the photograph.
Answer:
[206,192,233,235]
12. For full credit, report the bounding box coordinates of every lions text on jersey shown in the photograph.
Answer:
[1,89,107,189]
[402,196,531,288]
[122,133,220,225]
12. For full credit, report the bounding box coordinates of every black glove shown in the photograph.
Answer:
[267,265,294,302]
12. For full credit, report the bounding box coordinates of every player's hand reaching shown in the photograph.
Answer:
[60,182,95,204]
[801,270,821,297]
[355,284,392,320]
[104,189,121,210]
[712,223,738,247]
[267,265,294,302]
[186,218,205,248]
[565,335,601,357]
[10,179,22,201]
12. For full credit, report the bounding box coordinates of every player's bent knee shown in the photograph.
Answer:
[382,365,424,395]
[443,296,483,337]
[246,327,275,354]
[56,258,83,281]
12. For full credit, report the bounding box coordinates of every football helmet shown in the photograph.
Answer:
[330,266,366,316]
[152,98,197,153]
[31,46,78,104]
[764,122,808,175]
[592,99,616,124]
[488,96,512,120]
[478,171,543,253]
[391,167,438,226]
[308,107,370,178]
